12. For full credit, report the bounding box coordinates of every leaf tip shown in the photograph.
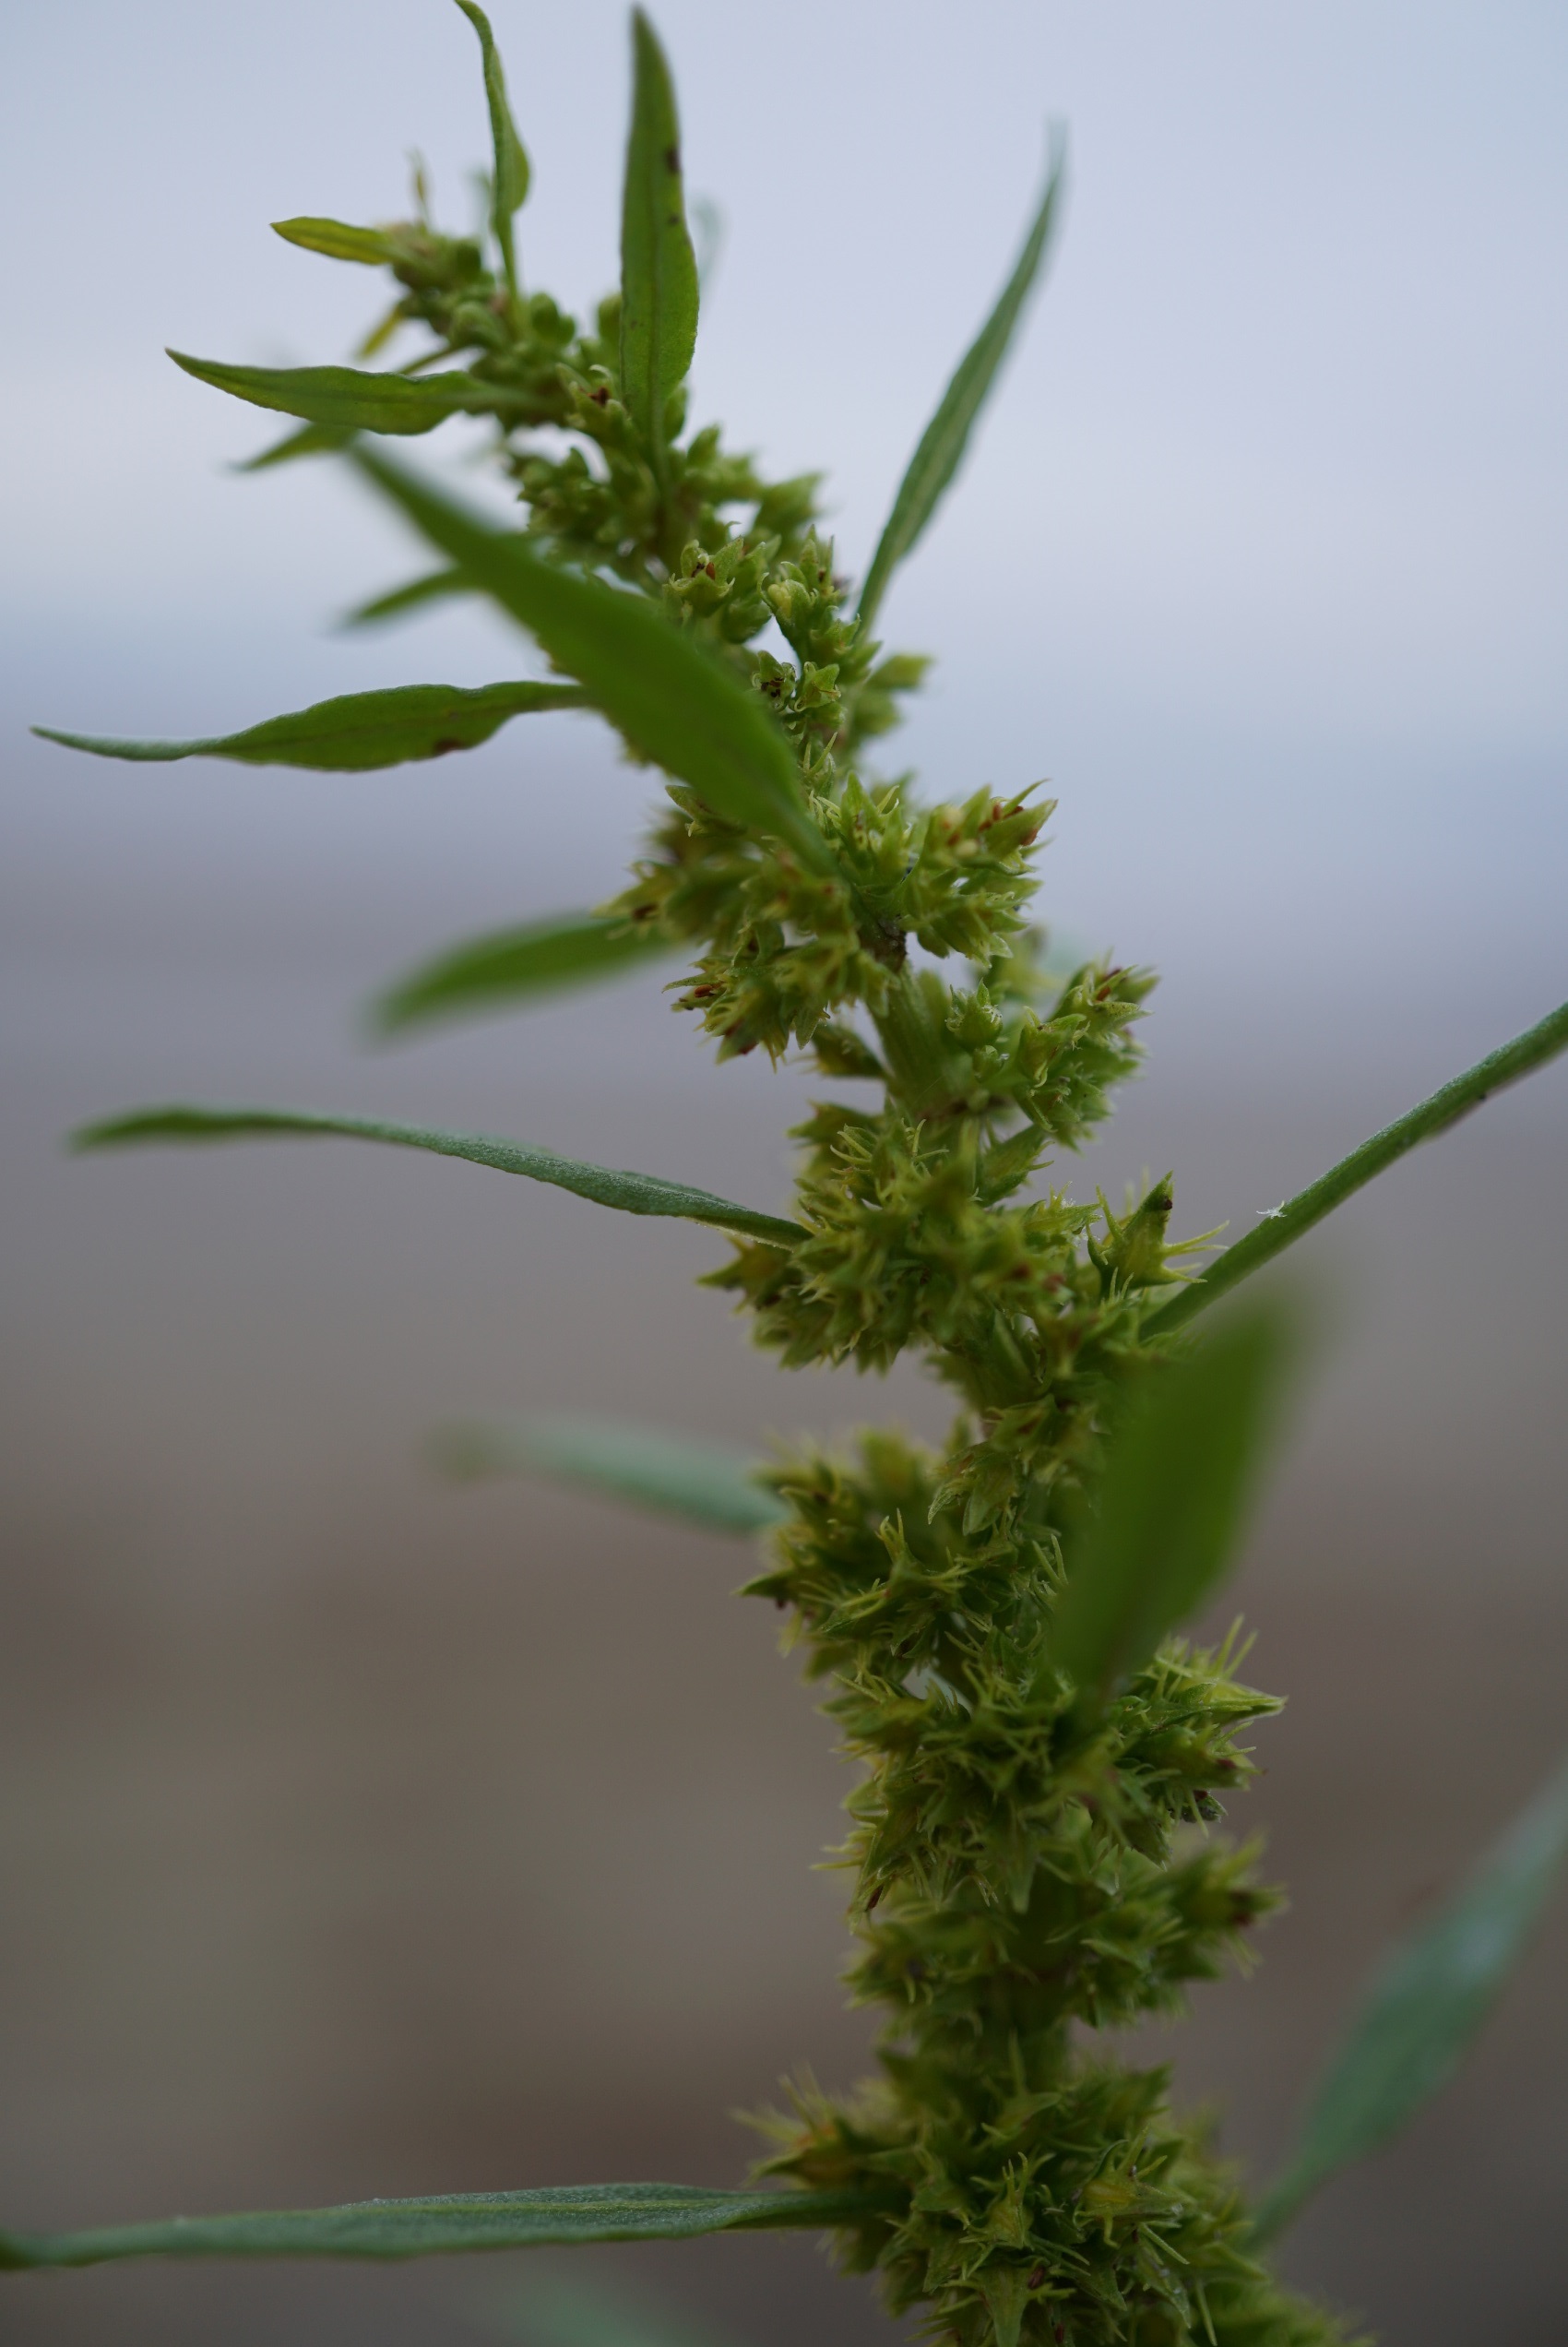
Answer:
[361,988,411,1042]
[30,724,127,760]
[66,1116,120,1156]
[166,347,229,398]
[66,1107,225,1155]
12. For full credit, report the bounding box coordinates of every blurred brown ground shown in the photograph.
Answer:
[3,906,1566,2347]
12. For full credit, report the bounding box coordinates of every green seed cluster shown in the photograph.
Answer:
[336,199,822,585]
[695,919,1346,2347]
[329,140,1349,2347]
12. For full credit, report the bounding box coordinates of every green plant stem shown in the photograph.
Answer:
[1143,1000,1568,1337]
[872,968,956,1113]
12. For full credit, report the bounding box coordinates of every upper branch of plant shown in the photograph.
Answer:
[255,69,1342,2341]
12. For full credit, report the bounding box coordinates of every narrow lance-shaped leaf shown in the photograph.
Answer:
[34,682,585,775]
[1051,1299,1295,1698]
[453,0,530,298]
[1142,1000,1568,1340]
[271,216,399,266]
[1253,1747,1568,2243]
[374,911,677,1034]
[858,131,1065,634]
[238,421,353,473]
[430,1412,784,1535]
[69,1106,802,1249]
[168,350,512,437]
[619,10,699,465]
[341,566,470,627]
[0,2181,882,2271]
[351,447,836,874]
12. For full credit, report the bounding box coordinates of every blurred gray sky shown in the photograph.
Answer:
[3,0,1565,1087]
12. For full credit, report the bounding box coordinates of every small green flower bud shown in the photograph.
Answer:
[1089,1176,1177,1297]
[945,987,1004,1051]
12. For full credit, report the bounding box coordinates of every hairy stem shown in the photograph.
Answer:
[872,968,956,1112]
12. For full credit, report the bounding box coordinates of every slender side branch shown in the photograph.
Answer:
[69,1106,802,1247]
[1144,1001,1568,1338]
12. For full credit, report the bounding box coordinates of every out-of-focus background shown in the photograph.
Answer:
[2,3,1565,2342]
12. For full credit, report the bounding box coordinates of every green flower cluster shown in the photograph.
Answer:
[315,185,824,592]
[268,38,1347,2343]
[742,1429,1336,2346]
[664,763,1346,2347]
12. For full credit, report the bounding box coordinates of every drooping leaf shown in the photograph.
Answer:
[1051,1300,1295,1697]
[168,350,508,436]
[271,215,398,266]
[431,1412,783,1535]
[619,11,699,462]
[341,566,470,627]
[453,0,530,296]
[1144,999,1568,1338]
[69,1107,802,1249]
[858,134,1065,634]
[351,447,835,873]
[1254,1748,1568,2242]
[374,912,676,1034]
[34,682,585,774]
[0,2182,881,2270]
[237,420,353,472]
